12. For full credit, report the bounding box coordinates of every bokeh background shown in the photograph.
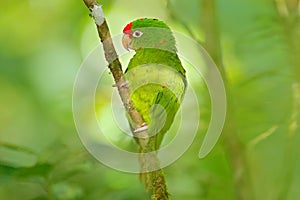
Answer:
[1,0,300,199]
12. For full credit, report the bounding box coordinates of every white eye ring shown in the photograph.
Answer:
[132,30,143,38]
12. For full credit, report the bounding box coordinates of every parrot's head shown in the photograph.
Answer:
[122,18,176,52]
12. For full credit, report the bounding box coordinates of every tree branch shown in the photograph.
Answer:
[166,0,254,198]
[201,1,254,200]
[274,1,300,198]
[82,0,145,133]
[81,1,169,199]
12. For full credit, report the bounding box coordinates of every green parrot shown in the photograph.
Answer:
[121,18,187,152]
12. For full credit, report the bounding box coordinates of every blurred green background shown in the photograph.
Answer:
[1,0,300,199]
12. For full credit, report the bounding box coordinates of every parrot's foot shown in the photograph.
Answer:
[112,81,130,88]
[120,81,130,88]
[134,123,149,133]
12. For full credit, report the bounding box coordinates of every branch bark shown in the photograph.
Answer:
[82,1,169,199]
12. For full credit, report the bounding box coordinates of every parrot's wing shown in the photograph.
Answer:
[149,88,180,149]
[126,64,186,101]
[125,64,186,149]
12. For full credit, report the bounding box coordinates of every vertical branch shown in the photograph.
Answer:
[81,1,169,199]
[277,83,300,200]
[82,0,145,132]
[274,0,300,199]
[201,1,254,200]
[166,0,253,198]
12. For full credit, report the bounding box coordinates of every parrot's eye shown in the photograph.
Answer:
[132,30,143,38]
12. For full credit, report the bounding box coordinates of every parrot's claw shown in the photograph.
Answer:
[112,81,130,88]
[120,81,130,88]
[134,125,149,133]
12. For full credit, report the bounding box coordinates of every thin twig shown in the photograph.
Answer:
[0,141,37,155]
[248,126,278,149]
[81,1,169,199]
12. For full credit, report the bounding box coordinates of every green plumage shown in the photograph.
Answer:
[124,18,187,151]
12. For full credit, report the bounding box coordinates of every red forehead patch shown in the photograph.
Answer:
[123,22,132,34]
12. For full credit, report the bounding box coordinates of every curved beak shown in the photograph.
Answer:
[122,34,133,51]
